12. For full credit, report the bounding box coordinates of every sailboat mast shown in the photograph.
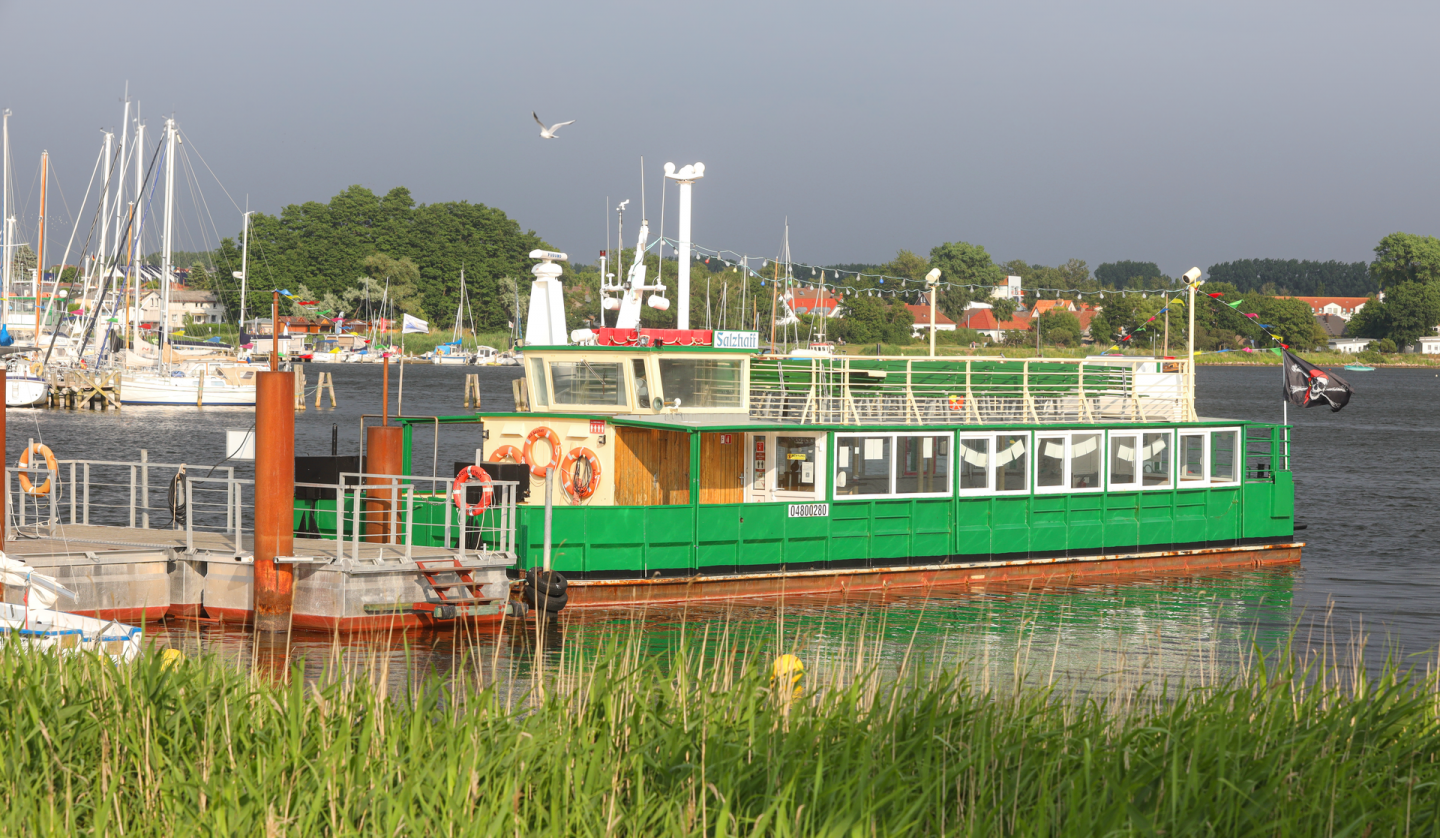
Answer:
[2,109,10,329]
[36,150,47,341]
[159,117,175,355]
[239,207,251,330]
[98,130,112,286]
[131,120,144,354]
[114,94,129,257]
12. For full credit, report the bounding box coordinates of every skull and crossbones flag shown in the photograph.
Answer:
[1282,350,1354,412]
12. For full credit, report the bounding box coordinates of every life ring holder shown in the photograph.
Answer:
[487,445,527,467]
[17,443,58,496]
[560,447,602,501]
[451,465,494,516]
[522,427,562,478]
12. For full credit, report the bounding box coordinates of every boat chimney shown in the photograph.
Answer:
[664,162,704,330]
[253,369,296,632]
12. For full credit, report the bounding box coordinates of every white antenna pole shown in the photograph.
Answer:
[663,162,704,331]
[160,117,176,355]
[2,108,10,329]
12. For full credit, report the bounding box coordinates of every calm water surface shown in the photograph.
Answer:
[8,362,1434,684]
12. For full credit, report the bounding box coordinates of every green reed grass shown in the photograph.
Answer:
[3,628,1440,836]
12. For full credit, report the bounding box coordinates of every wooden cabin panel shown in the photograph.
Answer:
[616,427,690,506]
[699,433,745,505]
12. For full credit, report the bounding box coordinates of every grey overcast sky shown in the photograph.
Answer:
[1,0,1436,278]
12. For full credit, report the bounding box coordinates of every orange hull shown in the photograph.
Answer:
[563,542,1304,608]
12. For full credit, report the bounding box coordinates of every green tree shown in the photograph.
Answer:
[1088,293,1146,344]
[881,250,929,281]
[1379,282,1440,347]
[1095,261,1164,289]
[1031,310,1082,347]
[1370,233,1440,289]
[927,241,1003,321]
[1249,296,1326,350]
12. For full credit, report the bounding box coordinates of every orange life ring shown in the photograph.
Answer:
[560,447,602,501]
[523,426,562,478]
[451,465,494,516]
[17,443,57,496]
[487,445,527,466]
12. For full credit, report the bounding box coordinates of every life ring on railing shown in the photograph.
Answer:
[523,426,562,478]
[451,465,494,516]
[28,361,43,378]
[17,443,57,496]
[560,447,602,501]
[487,445,527,467]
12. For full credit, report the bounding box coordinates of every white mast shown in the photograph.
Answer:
[236,206,251,331]
[98,130,112,284]
[663,162,704,330]
[159,117,176,354]
[114,92,129,254]
[2,108,10,329]
[131,120,144,354]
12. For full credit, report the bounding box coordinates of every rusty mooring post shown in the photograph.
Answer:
[253,369,296,632]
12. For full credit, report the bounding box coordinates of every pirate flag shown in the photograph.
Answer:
[1282,350,1354,412]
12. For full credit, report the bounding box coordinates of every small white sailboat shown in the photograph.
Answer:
[4,359,49,407]
[431,267,476,365]
[120,364,258,406]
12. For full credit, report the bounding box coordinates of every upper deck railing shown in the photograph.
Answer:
[747,355,1196,426]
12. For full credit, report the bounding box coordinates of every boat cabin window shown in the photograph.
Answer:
[1141,432,1171,488]
[1210,430,1239,484]
[529,358,549,408]
[776,436,817,492]
[1110,435,1136,487]
[958,438,989,492]
[995,435,1028,493]
[1035,432,1103,494]
[835,436,891,496]
[1180,434,1205,483]
[550,361,626,407]
[835,433,952,498]
[657,358,745,410]
[632,359,652,407]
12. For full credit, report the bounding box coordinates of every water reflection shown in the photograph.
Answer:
[152,568,1297,695]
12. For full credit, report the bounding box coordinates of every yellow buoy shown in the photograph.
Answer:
[159,648,184,670]
[771,654,805,698]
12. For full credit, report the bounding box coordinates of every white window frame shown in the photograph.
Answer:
[752,431,827,502]
[1034,430,1106,495]
[1107,431,1141,491]
[891,431,953,499]
[833,433,894,498]
[1206,427,1243,487]
[1137,429,1175,490]
[992,431,1032,495]
[956,433,994,497]
[1177,430,1208,487]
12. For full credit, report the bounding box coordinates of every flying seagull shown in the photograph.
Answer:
[533,112,575,139]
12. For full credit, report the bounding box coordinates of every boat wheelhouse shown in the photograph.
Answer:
[384,326,1299,607]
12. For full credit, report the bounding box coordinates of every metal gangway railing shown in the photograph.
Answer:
[747,355,1195,426]
[4,457,518,567]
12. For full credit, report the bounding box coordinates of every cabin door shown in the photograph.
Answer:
[746,432,826,504]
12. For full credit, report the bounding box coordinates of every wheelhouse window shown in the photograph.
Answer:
[958,438,989,492]
[529,358,549,408]
[550,361,626,407]
[657,358,744,409]
[1141,432,1172,488]
[1037,435,1066,489]
[835,435,891,496]
[995,434,1028,493]
[1071,433,1102,489]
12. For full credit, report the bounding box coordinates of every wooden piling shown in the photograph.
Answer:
[294,368,307,410]
[464,374,481,408]
[315,371,336,408]
[253,370,296,632]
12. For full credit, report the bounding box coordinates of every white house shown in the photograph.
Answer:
[990,276,1023,302]
[1327,337,1370,354]
[1408,336,1440,355]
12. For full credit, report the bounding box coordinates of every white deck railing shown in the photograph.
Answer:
[748,355,1197,426]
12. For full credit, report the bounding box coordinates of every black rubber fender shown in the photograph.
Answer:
[525,568,568,598]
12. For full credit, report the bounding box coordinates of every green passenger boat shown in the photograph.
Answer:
[384,329,1300,608]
